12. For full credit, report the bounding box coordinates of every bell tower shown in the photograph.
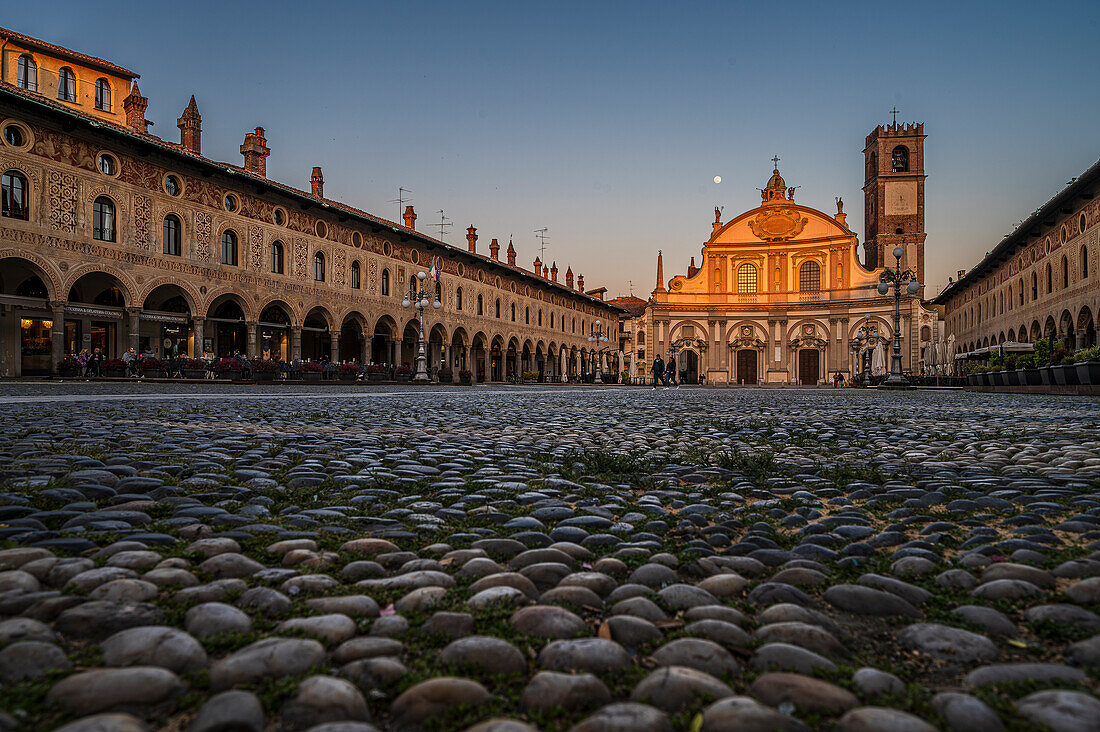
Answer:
[863,116,926,296]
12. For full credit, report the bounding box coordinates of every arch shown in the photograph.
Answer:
[339,310,368,363]
[0,252,60,301]
[371,315,398,364]
[891,145,909,173]
[1077,306,1096,349]
[204,290,253,321]
[1030,321,1042,342]
[258,300,293,325]
[1008,328,1016,342]
[450,326,469,349]
[304,305,335,332]
[381,267,391,296]
[65,265,133,307]
[143,283,194,314]
[303,306,335,361]
[205,292,249,357]
[350,260,361,289]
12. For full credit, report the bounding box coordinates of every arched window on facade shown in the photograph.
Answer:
[1018,278,1024,306]
[525,306,529,324]
[314,252,325,282]
[1046,263,1052,293]
[477,293,483,315]
[1083,245,1090,279]
[17,55,36,91]
[495,299,501,318]
[381,269,390,295]
[1,170,29,220]
[538,309,542,326]
[638,331,645,345]
[456,287,463,310]
[94,78,111,111]
[350,260,361,289]
[1063,256,1070,289]
[271,241,284,274]
[799,261,821,292]
[891,145,909,173]
[1031,273,1037,300]
[93,196,115,241]
[221,229,238,265]
[163,214,181,256]
[58,67,76,101]
[737,263,757,293]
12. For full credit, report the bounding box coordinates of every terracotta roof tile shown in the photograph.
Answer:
[0,26,139,79]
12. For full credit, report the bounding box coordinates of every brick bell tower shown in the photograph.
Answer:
[863,116,927,297]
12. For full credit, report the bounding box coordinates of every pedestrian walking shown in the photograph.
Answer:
[665,354,677,387]
[652,355,664,389]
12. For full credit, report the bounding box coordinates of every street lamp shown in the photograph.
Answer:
[850,313,878,384]
[587,319,610,382]
[876,246,921,389]
[402,270,441,382]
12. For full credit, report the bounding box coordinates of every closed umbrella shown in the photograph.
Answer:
[872,341,886,376]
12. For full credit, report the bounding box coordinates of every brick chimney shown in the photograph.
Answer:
[241,127,270,177]
[577,274,584,292]
[687,256,698,278]
[466,225,478,253]
[123,83,148,134]
[489,238,500,260]
[177,95,201,154]
[506,239,516,266]
[551,262,558,282]
[543,265,549,279]
[533,256,542,274]
[403,205,416,230]
[565,266,573,289]
[311,167,324,198]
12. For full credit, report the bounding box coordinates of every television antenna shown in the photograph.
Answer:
[534,228,549,261]
[628,280,634,297]
[388,187,412,220]
[433,210,451,241]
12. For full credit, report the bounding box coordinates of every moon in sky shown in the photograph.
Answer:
[713,176,722,184]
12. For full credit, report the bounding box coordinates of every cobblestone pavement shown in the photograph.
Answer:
[1,384,1099,731]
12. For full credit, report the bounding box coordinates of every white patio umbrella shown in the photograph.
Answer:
[871,341,886,376]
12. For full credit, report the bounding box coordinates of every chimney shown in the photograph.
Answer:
[506,239,516,266]
[565,266,574,289]
[577,274,584,292]
[489,238,500,260]
[543,265,549,279]
[466,225,478,253]
[655,251,666,292]
[240,127,270,177]
[687,256,698,278]
[551,262,558,282]
[311,167,324,198]
[403,205,416,230]
[123,83,148,134]
[177,95,202,154]
[533,256,542,274]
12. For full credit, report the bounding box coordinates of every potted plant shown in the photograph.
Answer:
[300,361,323,381]
[338,363,361,381]
[365,364,386,382]
[1074,347,1100,385]
[180,358,207,379]
[139,357,167,378]
[601,373,617,383]
[395,365,413,382]
[58,355,81,378]
[521,370,539,384]
[458,369,473,385]
[438,367,454,383]
[1018,354,1042,386]
[213,357,244,380]
[1054,353,1080,385]
[251,358,277,381]
[1034,341,1054,385]
[103,358,128,378]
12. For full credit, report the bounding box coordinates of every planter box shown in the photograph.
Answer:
[254,371,275,381]
[338,373,357,381]
[301,372,322,381]
[105,369,127,378]
[1076,361,1100,385]
[460,376,473,385]
[183,369,206,379]
[368,372,386,381]
[144,369,167,379]
[965,373,977,386]
[1039,366,1054,385]
[395,374,412,382]
[1023,368,1042,386]
[1005,370,1020,386]
[59,368,80,378]
[216,371,241,380]
[1053,363,1079,386]
[988,371,1002,387]
[438,373,454,383]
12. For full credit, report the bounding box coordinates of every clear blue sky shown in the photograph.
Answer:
[20,0,1100,298]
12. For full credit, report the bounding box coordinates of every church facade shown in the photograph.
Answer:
[635,122,940,384]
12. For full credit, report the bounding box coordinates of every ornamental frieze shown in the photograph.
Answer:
[747,207,809,242]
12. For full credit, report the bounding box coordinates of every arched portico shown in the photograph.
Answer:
[303,306,334,361]
[372,316,397,365]
[142,284,193,358]
[258,301,293,361]
[339,311,368,363]
[206,294,248,358]
[0,255,58,375]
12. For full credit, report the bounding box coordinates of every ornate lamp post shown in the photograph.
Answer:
[401,270,441,382]
[587,319,610,382]
[877,246,921,389]
[850,314,878,383]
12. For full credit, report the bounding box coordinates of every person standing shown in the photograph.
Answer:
[665,354,677,387]
[652,355,664,389]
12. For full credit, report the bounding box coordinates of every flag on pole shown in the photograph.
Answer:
[430,257,440,283]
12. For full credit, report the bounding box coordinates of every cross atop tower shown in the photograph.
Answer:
[771,155,780,169]
[890,106,899,125]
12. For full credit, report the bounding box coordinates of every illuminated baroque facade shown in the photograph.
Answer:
[0,26,622,378]
[636,123,939,384]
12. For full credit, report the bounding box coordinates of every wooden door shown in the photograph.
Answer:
[798,349,819,385]
[736,349,757,384]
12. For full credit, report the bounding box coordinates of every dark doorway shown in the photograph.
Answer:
[736,349,758,384]
[798,349,819,385]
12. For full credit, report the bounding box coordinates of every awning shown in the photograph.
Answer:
[954,341,1034,360]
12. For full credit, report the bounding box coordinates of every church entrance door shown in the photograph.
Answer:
[798,349,819,385]
[680,350,699,384]
[736,349,757,385]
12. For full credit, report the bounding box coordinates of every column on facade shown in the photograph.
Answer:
[560,350,568,382]
[329,335,339,364]
[192,317,205,358]
[127,307,141,353]
[718,319,728,378]
[360,336,369,365]
[388,337,397,366]
[464,346,472,373]
[839,317,849,373]
[246,322,258,359]
[766,319,777,380]
[290,326,302,361]
[50,300,66,372]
